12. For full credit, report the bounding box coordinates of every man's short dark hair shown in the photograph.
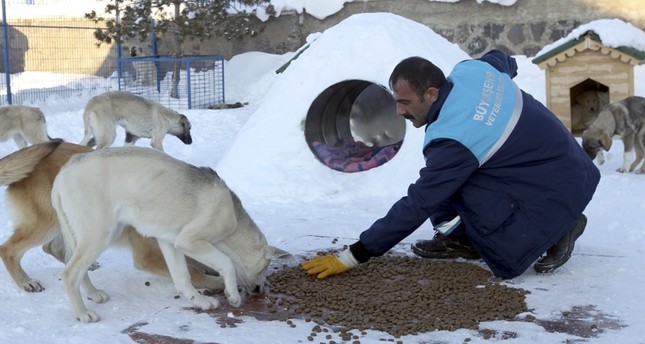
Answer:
[389,57,447,100]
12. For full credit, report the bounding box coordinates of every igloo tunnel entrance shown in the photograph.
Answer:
[305,80,405,172]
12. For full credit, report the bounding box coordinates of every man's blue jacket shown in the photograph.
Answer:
[351,50,601,279]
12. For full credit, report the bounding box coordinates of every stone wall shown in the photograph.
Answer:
[5,1,645,74]
[174,0,645,59]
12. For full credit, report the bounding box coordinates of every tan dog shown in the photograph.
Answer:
[0,105,52,149]
[79,91,192,151]
[52,146,289,322]
[582,96,645,173]
[0,141,223,293]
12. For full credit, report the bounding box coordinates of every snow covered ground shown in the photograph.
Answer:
[0,10,644,344]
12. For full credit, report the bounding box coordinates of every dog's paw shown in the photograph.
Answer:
[616,168,627,173]
[89,262,100,271]
[225,290,242,308]
[76,310,101,323]
[87,290,109,304]
[190,294,220,310]
[20,279,45,293]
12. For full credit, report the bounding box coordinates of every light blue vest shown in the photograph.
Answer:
[424,60,524,166]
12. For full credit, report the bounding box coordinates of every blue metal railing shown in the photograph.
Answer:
[117,54,225,109]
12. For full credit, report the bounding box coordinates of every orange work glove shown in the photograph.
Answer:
[301,249,359,279]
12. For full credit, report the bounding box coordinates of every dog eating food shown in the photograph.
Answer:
[52,146,289,322]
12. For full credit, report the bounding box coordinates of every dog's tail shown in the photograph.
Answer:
[50,174,78,263]
[0,140,62,185]
[78,106,95,147]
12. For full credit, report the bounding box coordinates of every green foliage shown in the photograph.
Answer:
[84,0,275,49]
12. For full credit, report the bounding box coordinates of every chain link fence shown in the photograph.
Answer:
[1,0,225,109]
[119,54,225,109]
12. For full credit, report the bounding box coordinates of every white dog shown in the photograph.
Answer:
[52,146,289,322]
[79,91,192,151]
[129,45,157,87]
[0,141,223,293]
[0,105,52,149]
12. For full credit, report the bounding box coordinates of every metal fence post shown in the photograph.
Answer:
[116,0,123,91]
[151,18,160,93]
[2,0,12,104]
[186,59,191,109]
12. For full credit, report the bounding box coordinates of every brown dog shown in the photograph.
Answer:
[0,141,223,292]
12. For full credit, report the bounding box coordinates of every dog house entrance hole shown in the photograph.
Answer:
[305,80,405,172]
[570,78,609,135]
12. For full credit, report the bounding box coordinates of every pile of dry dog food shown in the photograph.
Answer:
[265,253,529,339]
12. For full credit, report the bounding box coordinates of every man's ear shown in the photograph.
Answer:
[426,87,439,102]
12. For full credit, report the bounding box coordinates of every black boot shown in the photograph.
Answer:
[411,233,480,259]
[534,214,587,273]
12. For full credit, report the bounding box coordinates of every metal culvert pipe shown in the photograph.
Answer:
[305,80,405,172]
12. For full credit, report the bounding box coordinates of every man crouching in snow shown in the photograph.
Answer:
[302,50,600,279]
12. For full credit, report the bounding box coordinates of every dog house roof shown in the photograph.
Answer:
[532,32,645,68]
[532,19,645,68]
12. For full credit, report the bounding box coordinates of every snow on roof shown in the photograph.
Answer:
[257,0,518,21]
[533,18,645,61]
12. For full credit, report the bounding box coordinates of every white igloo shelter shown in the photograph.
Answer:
[217,13,470,202]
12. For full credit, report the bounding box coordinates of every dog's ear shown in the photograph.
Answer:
[268,246,294,261]
[600,132,613,151]
[180,115,192,131]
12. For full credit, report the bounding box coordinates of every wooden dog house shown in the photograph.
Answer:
[532,31,645,135]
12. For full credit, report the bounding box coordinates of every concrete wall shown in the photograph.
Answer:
[174,0,645,59]
[2,19,116,76]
